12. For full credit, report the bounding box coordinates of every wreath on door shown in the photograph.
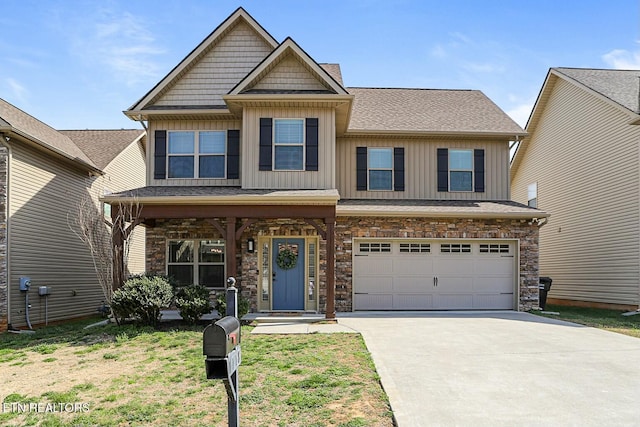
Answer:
[277,248,298,270]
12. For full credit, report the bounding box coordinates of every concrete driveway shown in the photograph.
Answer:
[337,311,640,427]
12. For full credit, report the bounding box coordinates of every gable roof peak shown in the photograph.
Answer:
[126,7,279,115]
[551,67,640,114]
[228,36,348,96]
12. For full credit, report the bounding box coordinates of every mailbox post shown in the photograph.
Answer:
[203,277,241,427]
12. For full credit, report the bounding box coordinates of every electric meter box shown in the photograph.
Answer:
[19,277,31,291]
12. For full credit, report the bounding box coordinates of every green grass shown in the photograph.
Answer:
[534,304,640,338]
[0,318,393,426]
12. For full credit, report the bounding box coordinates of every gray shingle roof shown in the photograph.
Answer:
[346,88,524,135]
[337,199,548,218]
[60,129,145,170]
[319,63,344,86]
[103,186,340,202]
[0,98,97,169]
[554,67,640,114]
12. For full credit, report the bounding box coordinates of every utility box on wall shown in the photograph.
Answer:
[19,277,31,292]
[38,286,51,296]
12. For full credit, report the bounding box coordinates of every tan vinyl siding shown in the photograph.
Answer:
[242,107,336,189]
[8,143,103,328]
[337,137,509,200]
[252,54,330,92]
[155,21,273,107]
[148,119,242,186]
[102,138,146,274]
[512,78,640,306]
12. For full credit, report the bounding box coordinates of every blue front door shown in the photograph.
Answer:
[272,238,305,310]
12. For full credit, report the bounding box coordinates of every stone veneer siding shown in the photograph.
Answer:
[145,216,540,314]
[145,218,327,313]
[0,146,7,332]
[335,216,540,312]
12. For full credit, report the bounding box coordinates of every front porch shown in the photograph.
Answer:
[105,188,339,319]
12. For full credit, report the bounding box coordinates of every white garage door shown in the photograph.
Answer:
[353,240,516,310]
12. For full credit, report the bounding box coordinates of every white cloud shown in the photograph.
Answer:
[68,9,165,86]
[602,49,640,69]
[5,78,29,104]
[506,101,534,128]
[463,62,504,73]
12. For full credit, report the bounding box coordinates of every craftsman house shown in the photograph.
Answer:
[0,99,146,331]
[105,7,547,317]
[511,68,640,310]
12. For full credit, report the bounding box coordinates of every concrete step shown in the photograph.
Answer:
[243,313,327,324]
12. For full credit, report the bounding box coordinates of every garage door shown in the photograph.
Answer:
[353,240,516,310]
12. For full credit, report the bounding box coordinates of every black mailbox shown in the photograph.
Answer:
[203,316,241,381]
[203,316,241,358]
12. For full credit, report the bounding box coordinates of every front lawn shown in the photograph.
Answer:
[534,304,640,338]
[0,319,394,426]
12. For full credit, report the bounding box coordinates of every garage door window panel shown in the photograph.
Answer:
[359,242,392,253]
[441,243,471,253]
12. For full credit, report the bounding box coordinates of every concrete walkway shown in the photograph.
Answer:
[252,311,640,427]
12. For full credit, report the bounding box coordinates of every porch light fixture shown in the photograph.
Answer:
[247,238,255,253]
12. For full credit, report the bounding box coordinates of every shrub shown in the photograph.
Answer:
[111,276,173,327]
[215,292,250,319]
[175,284,212,324]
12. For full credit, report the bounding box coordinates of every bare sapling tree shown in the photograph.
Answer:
[68,194,142,320]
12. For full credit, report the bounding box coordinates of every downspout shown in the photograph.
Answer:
[0,133,11,329]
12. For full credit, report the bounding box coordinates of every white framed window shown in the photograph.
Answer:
[274,119,304,170]
[167,240,225,288]
[449,149,473,191]
[167,131,226,178]
[528,182,538,208]
[368,148,393,190]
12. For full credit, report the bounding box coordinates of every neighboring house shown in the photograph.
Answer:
[511,67,640,311]
[0,99,146,331]
[105,7,547,317]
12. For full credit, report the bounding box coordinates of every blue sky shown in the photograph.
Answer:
[1,0,639,130]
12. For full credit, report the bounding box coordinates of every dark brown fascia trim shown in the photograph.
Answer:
[135,204,336,220]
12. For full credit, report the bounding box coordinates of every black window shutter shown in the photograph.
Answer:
[259,118,272,171]
[437,148,448,192]
[227,130,240,179]
[305,118,319,171]
[356,147,368,191]
[393,147,405,191]
[154,130,167,180]
[474,149,485,193]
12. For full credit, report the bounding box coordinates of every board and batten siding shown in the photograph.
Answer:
[336,137,509,200]
[511,77,640,306]
[102,138,147,274]
[154,21,273,107]
[242,107,336,189]
[148,119,242,186]
[8,143,105,328]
